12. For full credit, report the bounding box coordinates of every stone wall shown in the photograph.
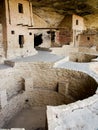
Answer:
[5,0,33,26]
[78,34,96,47]
[3,0,37,59]
[72,14,86,47]
[69,52,97,62]
[0,67,27,127]
[0,1,6,59]
[47,94,98,130]
[51,45,78,56]
[78,47,98,54]
[55,30,72,46]
[72,14,85,31]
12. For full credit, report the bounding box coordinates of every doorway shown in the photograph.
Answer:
[34,34,43,48]
[19,35,24,48]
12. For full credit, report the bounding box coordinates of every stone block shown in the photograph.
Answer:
[0,89,7,109]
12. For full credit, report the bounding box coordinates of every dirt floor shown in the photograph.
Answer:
[4,107,46,130]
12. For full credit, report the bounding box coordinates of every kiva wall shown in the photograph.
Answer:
[13,62,97,106]
[0,61,97,127]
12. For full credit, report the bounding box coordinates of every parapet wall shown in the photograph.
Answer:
[47,93,98,130]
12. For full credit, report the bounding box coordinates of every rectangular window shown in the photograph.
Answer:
[18,3,23,13]
[11,30,15,34]
[19,35,24,48]
[87,37,90,41]
[76,20,78,25]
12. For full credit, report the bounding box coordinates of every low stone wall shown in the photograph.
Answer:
[69,52,97,62]
[47,93,98,130]
[51,45,78,56]
[78,47,98,54]
[90,62,98,74]
[25,90,73,107]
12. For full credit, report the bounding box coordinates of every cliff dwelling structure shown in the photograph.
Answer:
[0,0,98,130]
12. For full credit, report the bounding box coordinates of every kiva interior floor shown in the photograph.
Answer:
[4,107,46,130]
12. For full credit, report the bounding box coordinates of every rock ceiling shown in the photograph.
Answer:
[31,0,98,28]
[31,0,98,16]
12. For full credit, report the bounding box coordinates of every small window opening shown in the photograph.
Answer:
[29,32,32,35]
[11,30,15,34]
[25,99,29,102]
[47,31,51,34]
[76,58,78,62]
[87,37,90,41]
[76,36,78,41]
[18,3,23,13]
[76,20,78,25]
[19,35,24,48]
[55,82,59,92]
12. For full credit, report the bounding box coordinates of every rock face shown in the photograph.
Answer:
[84,14,98,28]
[31,0,98,16]
[47,94,98,130]
[33,8,64,28]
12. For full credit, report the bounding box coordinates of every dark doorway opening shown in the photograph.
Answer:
[51,31,55,42]
[19,35,24,48]
[34,34,43,48]
[18,3,23,13]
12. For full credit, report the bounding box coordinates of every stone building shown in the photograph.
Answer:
[32,11,86,48]
[0,0,86,57]
[55,14,85,47]
[77,31,96,47]
[0,0,37,60]
[72,14,86,47]
[75,29,98,49]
